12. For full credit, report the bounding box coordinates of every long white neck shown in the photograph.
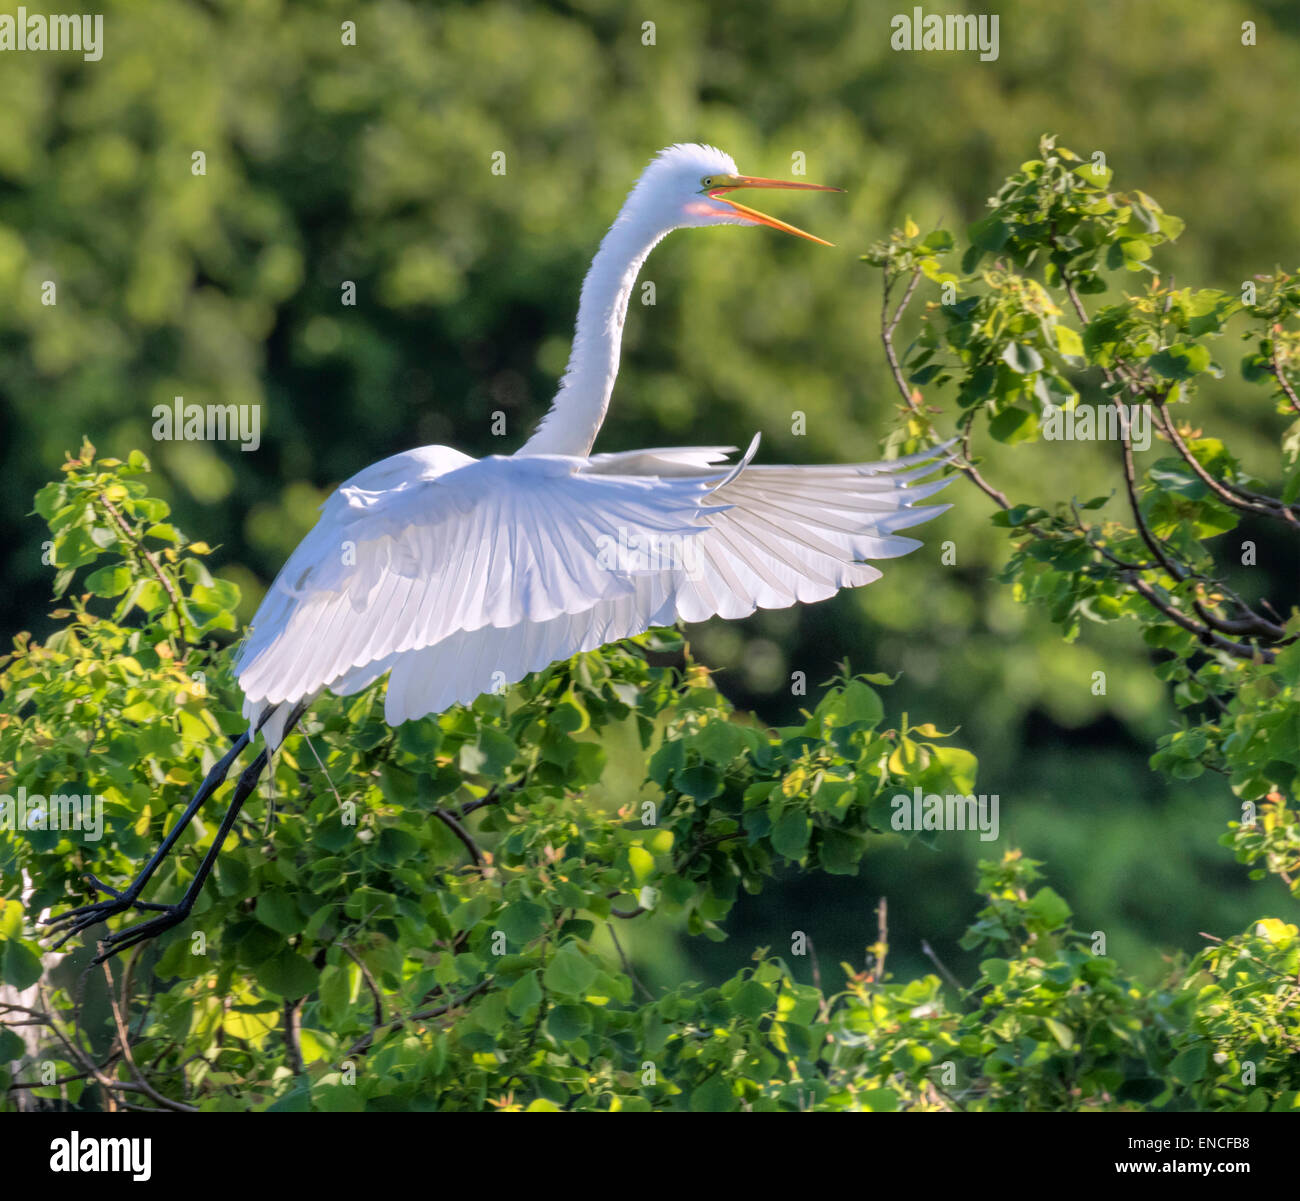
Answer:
[520,208,669,457]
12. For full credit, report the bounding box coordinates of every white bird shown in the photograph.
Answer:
[50,143,953,959]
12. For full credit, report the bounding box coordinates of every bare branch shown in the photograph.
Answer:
[97,493,192,649]
[881,267,924,413]
[283,998,304,1075]
[1271,332,1300,415]
[101,962,199,1113]
[607,923,654,1002]
[1126,575,1275,662]
[435,808,483,866]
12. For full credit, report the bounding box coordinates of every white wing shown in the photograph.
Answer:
[618,443,954,623]
[238,439,954,729]
[236,445,727,714]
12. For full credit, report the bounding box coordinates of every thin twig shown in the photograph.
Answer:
[457,775,527,817]
[1148,397,1296,523]
[1059,261,1289,657]
[301,730,343,807]
[340,940,385,1029]
[434,809,483,866]
[100,962,198,1112]
[607,890,646,919]
[921,939,965,994]
[1270,334,1300,415]
[38,980,119,1112]
[870,897,888,982]
[283,998,304,1075]
[807,933,824,996]
[97,493,191,648]
[957,416,1011,508]
[880,266,1010,508]
[607,923,654,1002]
[345,979,492,1058]
[881,267,924,412]
[1127,575,1275,662]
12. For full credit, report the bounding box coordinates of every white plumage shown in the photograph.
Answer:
[48,144,957,962]
[236,145,954,743]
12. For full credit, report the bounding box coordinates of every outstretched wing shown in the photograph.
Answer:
[238,438,955,728]
[584,439,954,623]
[235,447,728,712]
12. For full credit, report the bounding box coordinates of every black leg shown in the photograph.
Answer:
[45,700,309,958]
[90,746,272,963]
[84,699,310,963]
[44,729,251,948]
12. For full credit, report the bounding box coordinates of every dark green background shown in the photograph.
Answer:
[3,0,1297,989]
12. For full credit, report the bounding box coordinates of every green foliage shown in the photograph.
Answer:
[3,418,1300,1110]
[869,135,1300,864]
[8,0,1300,1004]
[849,136,1300,1109]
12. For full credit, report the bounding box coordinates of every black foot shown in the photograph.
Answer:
[43,875,173,951]
[92,905,191,964]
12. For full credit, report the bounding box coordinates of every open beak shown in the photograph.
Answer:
[706,174,843,246]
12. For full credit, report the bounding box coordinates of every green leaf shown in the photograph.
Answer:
[821,680,883,729]
[546,1003,592,1042]
[1026,887,1072,932]
[771,811,811,858]
[1043,1018,1074,1050]
[819,829,863,875]
[507,971,542,1017]
[256,890,304,936]
[731,979,774,1020]
[861,1087,899,1112]
[989,405,1039,445]
[627,845,655,885]
[257,950,319,1000]
[694,720,746,764]
[689,1074,737,1112]
[1001,342,1044,375]
[314,1084,364,1112]
[319,964,351,1018]
[981,958,1011,986]
[2,939,41,990]
[992,504,1048,528]
[1169,1043,1209,1085]
[0,900,22,941]
[498,900,547,945]
[1053,325,1084,358]
[84,564,132,597]
[919,229,954,253]
[459,728,517,777]
[0,1027,26,1061]
[930,745,979,795]
[1149,343,1211,380]
[676,764,723,801]
[969,215,1009,252]
[543,944,598,996]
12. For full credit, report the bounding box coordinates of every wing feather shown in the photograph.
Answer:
[237,450,715,708]
[239,438,956,726]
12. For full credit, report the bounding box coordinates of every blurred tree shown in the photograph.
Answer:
[2,0,1298,982]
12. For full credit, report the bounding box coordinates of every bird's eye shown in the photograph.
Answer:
[701,176,716,189]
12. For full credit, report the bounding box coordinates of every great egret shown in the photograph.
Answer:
[49,143,953,960]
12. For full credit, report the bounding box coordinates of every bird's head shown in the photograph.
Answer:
[628,144,842,246]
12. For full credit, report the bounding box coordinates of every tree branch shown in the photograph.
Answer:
[97,493,192,647]
[434,808,483,866]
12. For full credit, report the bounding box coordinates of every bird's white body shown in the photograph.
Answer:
[235,145,953,743]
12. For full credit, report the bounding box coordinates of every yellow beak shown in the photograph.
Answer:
[706,174,843,246]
